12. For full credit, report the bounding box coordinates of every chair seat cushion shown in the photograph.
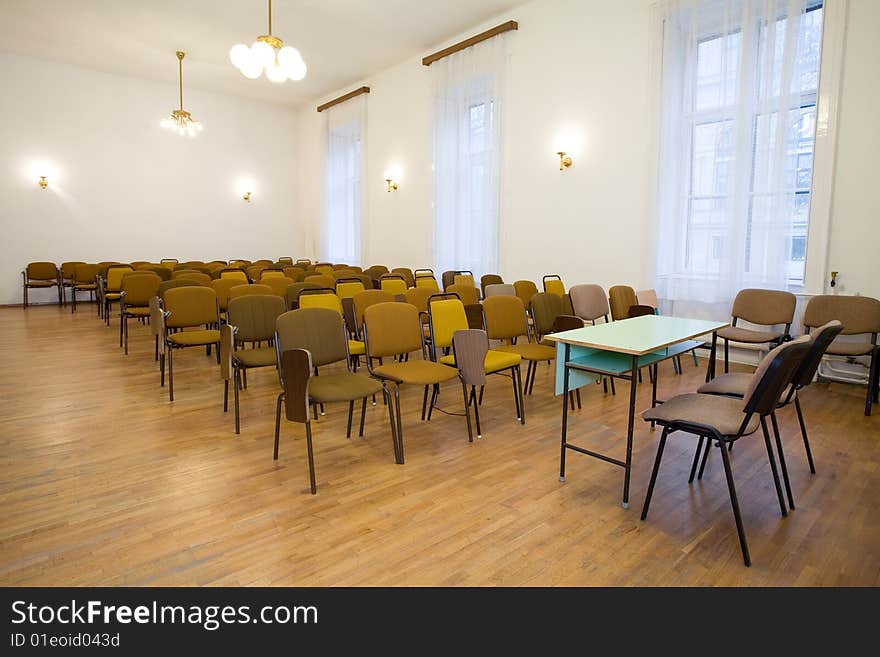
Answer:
[439,349,521,373]
[825,339,873,357]
[495,343,556,362]
[26,280,58,287]
[105,292,122,300]
[643,393,759,437]
[124,306,151,317]
[233,346,276,367]
[373,360,460,385]
[697,372,752,397]
[716,326,782,344]
[309,372,383,403]
[348,339,365,356]
[74,284,97,290]
[167,329,221,346]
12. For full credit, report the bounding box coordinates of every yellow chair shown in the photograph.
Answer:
[299,289,365,361]
[102,264,134,324]
[119,272,161,354]
[229,283,274,300]
[261,269,286,280]
[415,274,440,292]
[161,286,221,401]
[21,262,61,307]
[336,278,366,300]
[219,268,249,283]
[380,274,408,296]
[543,274,565,297]
[262,277,292,297]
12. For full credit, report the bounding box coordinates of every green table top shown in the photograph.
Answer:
[545,315,728,356]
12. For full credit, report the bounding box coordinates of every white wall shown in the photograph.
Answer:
[297,0,657,291]
[825,0,880,299]
[1,53,300,305]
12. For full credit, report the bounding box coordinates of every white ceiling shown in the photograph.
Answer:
[0,0,524,107]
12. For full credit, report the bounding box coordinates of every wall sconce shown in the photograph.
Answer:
[38,176,48,189]
[557,152,573,171]
[242,191,252,202]
[385,178,398,192]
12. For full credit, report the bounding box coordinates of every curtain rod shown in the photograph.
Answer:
[422,20,518,66]
[316,86,371,113]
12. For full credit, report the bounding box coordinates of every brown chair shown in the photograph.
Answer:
[447,283,479,306]
[391,267,415,288]
[414,270,440,292]
[60,261,85,305]
[569,284,610,324]
[283,267,306,281]
[102,264,135,324]
[137,264,173,281]
[641,336,812,567]
[158,278,200,301]
[803,295,880,415]
[246,265,266,281]
[513,280,538,310]
[608,285,638,322]
[261,277,292,297]
[274,308,390,491]
[304,273,335,289]
[483,295,556,395]
[70,264,101,313]
[715,288,796,374]
[352,290,396,339]
[363,302,460,463]
[229,283,273,300]
[119,272,161,354]
[22,262,61,307]
[260,268,287,281]
[161,286,221,401]
[480,274,503,297]
[210,278,241,320]
[221,294,286,433]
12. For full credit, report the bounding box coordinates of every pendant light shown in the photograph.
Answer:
[160,51,202,137]
[229,0,307,82]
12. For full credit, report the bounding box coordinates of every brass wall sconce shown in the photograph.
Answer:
[385,178,398,192]
[243,191,252,202]
[38,176,48,190]
[557,152,573,171]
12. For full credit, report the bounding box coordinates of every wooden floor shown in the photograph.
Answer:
[1,303,878,586]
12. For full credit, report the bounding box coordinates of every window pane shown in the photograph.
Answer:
[696,33,740,111]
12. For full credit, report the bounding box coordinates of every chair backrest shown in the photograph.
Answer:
[260,276,291,297]
[229,283,273,300]
[453,329,489,386]
[791,320,845,390]
[276,307,349,368]
[513,280,539,309]
[137,265,173,280]
[391,267,415,288]
[105,265,134,292]
[160,258,179,265]
[261,269,286,280]
[404,287,433,313]
[543,275,565,296]
[246,265,266,281]
[121,272,161,306]
[285,282,321,309]
[229,259,251,268]
[742,335,812,417]
[428,296,469,351]
[335,278,366,300]
[731,288,797,327]
[252,259,274,267]
[441,271,456,290]
[279,348,312,423]
[158,278,199,299]
[277,257,294,265]
[299,289,344,315]
[484,283,515,298]
[364,302,423,358]
[164,286,219,329]
[447,283,478,305]
[227,294,286,343]
[304,273,335,289]
[608,285,638,321]
[414,275,440,292]
[551,315,585,333]
[184,272,213,286]
[803,294,880,336]
[530,292,564,337]
[172,269,201,280]
[480,274,503,295]
[60,262,85,279]
[465,303,485,330]
[453,272,476,289]
[283,266,306,281]
[353,290,396,327]
[380,274,408,296]
[25,262,58,281]
[219,268,249,283]
[637,288,660,309]
[210,278,242,311]
[483,295,528,341]
[569,284,610,321]
[627,304,656,319]
[73,264,101,284]
[314,263,334,275]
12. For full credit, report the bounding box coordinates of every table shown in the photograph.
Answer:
[545,315,728,508]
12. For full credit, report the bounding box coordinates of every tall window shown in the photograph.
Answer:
[323,97,365,264]
[655,0,823,316]
[432,36,508,277]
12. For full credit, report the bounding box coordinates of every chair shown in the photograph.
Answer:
[404,287,433,314]
[219,268,249,283]
[161,286,221,401]
[716,288,797,374]
[277,257,294,265]
[137,264,173,281]
[304,273,335,289]
[22,262,61,307]
[608,285,638,322]
[160,259,178,266]
[172,269,201,280]
[803,295,880,416]
[314,263,334,275]
[102,264,134,324]
[453,272,477,290]
[570,284,611,324]
[414,273,440,292]
[543,275,565,297]
[246,265,266,281]
[484,283,515,298]
[480,274,503,297]
[428,296,524,440]
[391,267,415,288]
[261,277,292,297]
[335,278,366,300]
[447,283,479,305]
[363,302,460,463]
[352,290,396,340]
[229,284,273,300]
[210,278,242,320]
[158,278,200,301]
[261,269,287,280]
[59,262,85,305]
[379,274,408,296]
[274,309,390,493]
[119,272,161,354]
[513,280,539,310]
[283,267,306,281]
[530,292,564,343]
[285,282,321,310]
[70,264,101,313]
[221,294,286,433]
[483,295,557,395]
[298,289,365,362]
[641,336,812,566]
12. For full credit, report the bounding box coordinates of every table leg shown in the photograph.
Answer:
[622,354,638,508]
[559,344,571,482]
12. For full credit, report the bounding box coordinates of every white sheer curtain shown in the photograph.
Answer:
[654,0,824,318]
[432,35,508,278]
[323,95,366,264]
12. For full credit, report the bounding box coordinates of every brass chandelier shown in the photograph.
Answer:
[229,0,307,82]
[160,51,202,137]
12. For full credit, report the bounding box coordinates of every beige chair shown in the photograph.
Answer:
[484,283,516,298]
[716,289,796,374]
[803,295,880,416]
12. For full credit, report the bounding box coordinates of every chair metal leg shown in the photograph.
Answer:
[384,386,400,463]
[462,382,474,443]
[427,384,438,421]
[154,335,159,361]
[761,417,788,517]
[640,426,669,520]
[724,339,730,374]
[223,379,229,413]
[770,412,794,510]
[394,384,405,463]
[478,385,484,405]
[697,438,711,480]
[793,396,815,474]
[421,385,429,421]
[273,393,283,459]
[233,367,241,435]
[866,348,878,416]
[305,421,317,495]
[688,436,704,483]
[516,365,526,424]
[359,397,367,437]
[119,312,124,348]
[528,361,537,395]
[168,346,174,401]
[511,366,521,421]
[718,436,751,567]
[346,400,354,438]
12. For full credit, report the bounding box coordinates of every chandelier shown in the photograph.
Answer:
[229,0,307,83]
[160,51,202,136]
